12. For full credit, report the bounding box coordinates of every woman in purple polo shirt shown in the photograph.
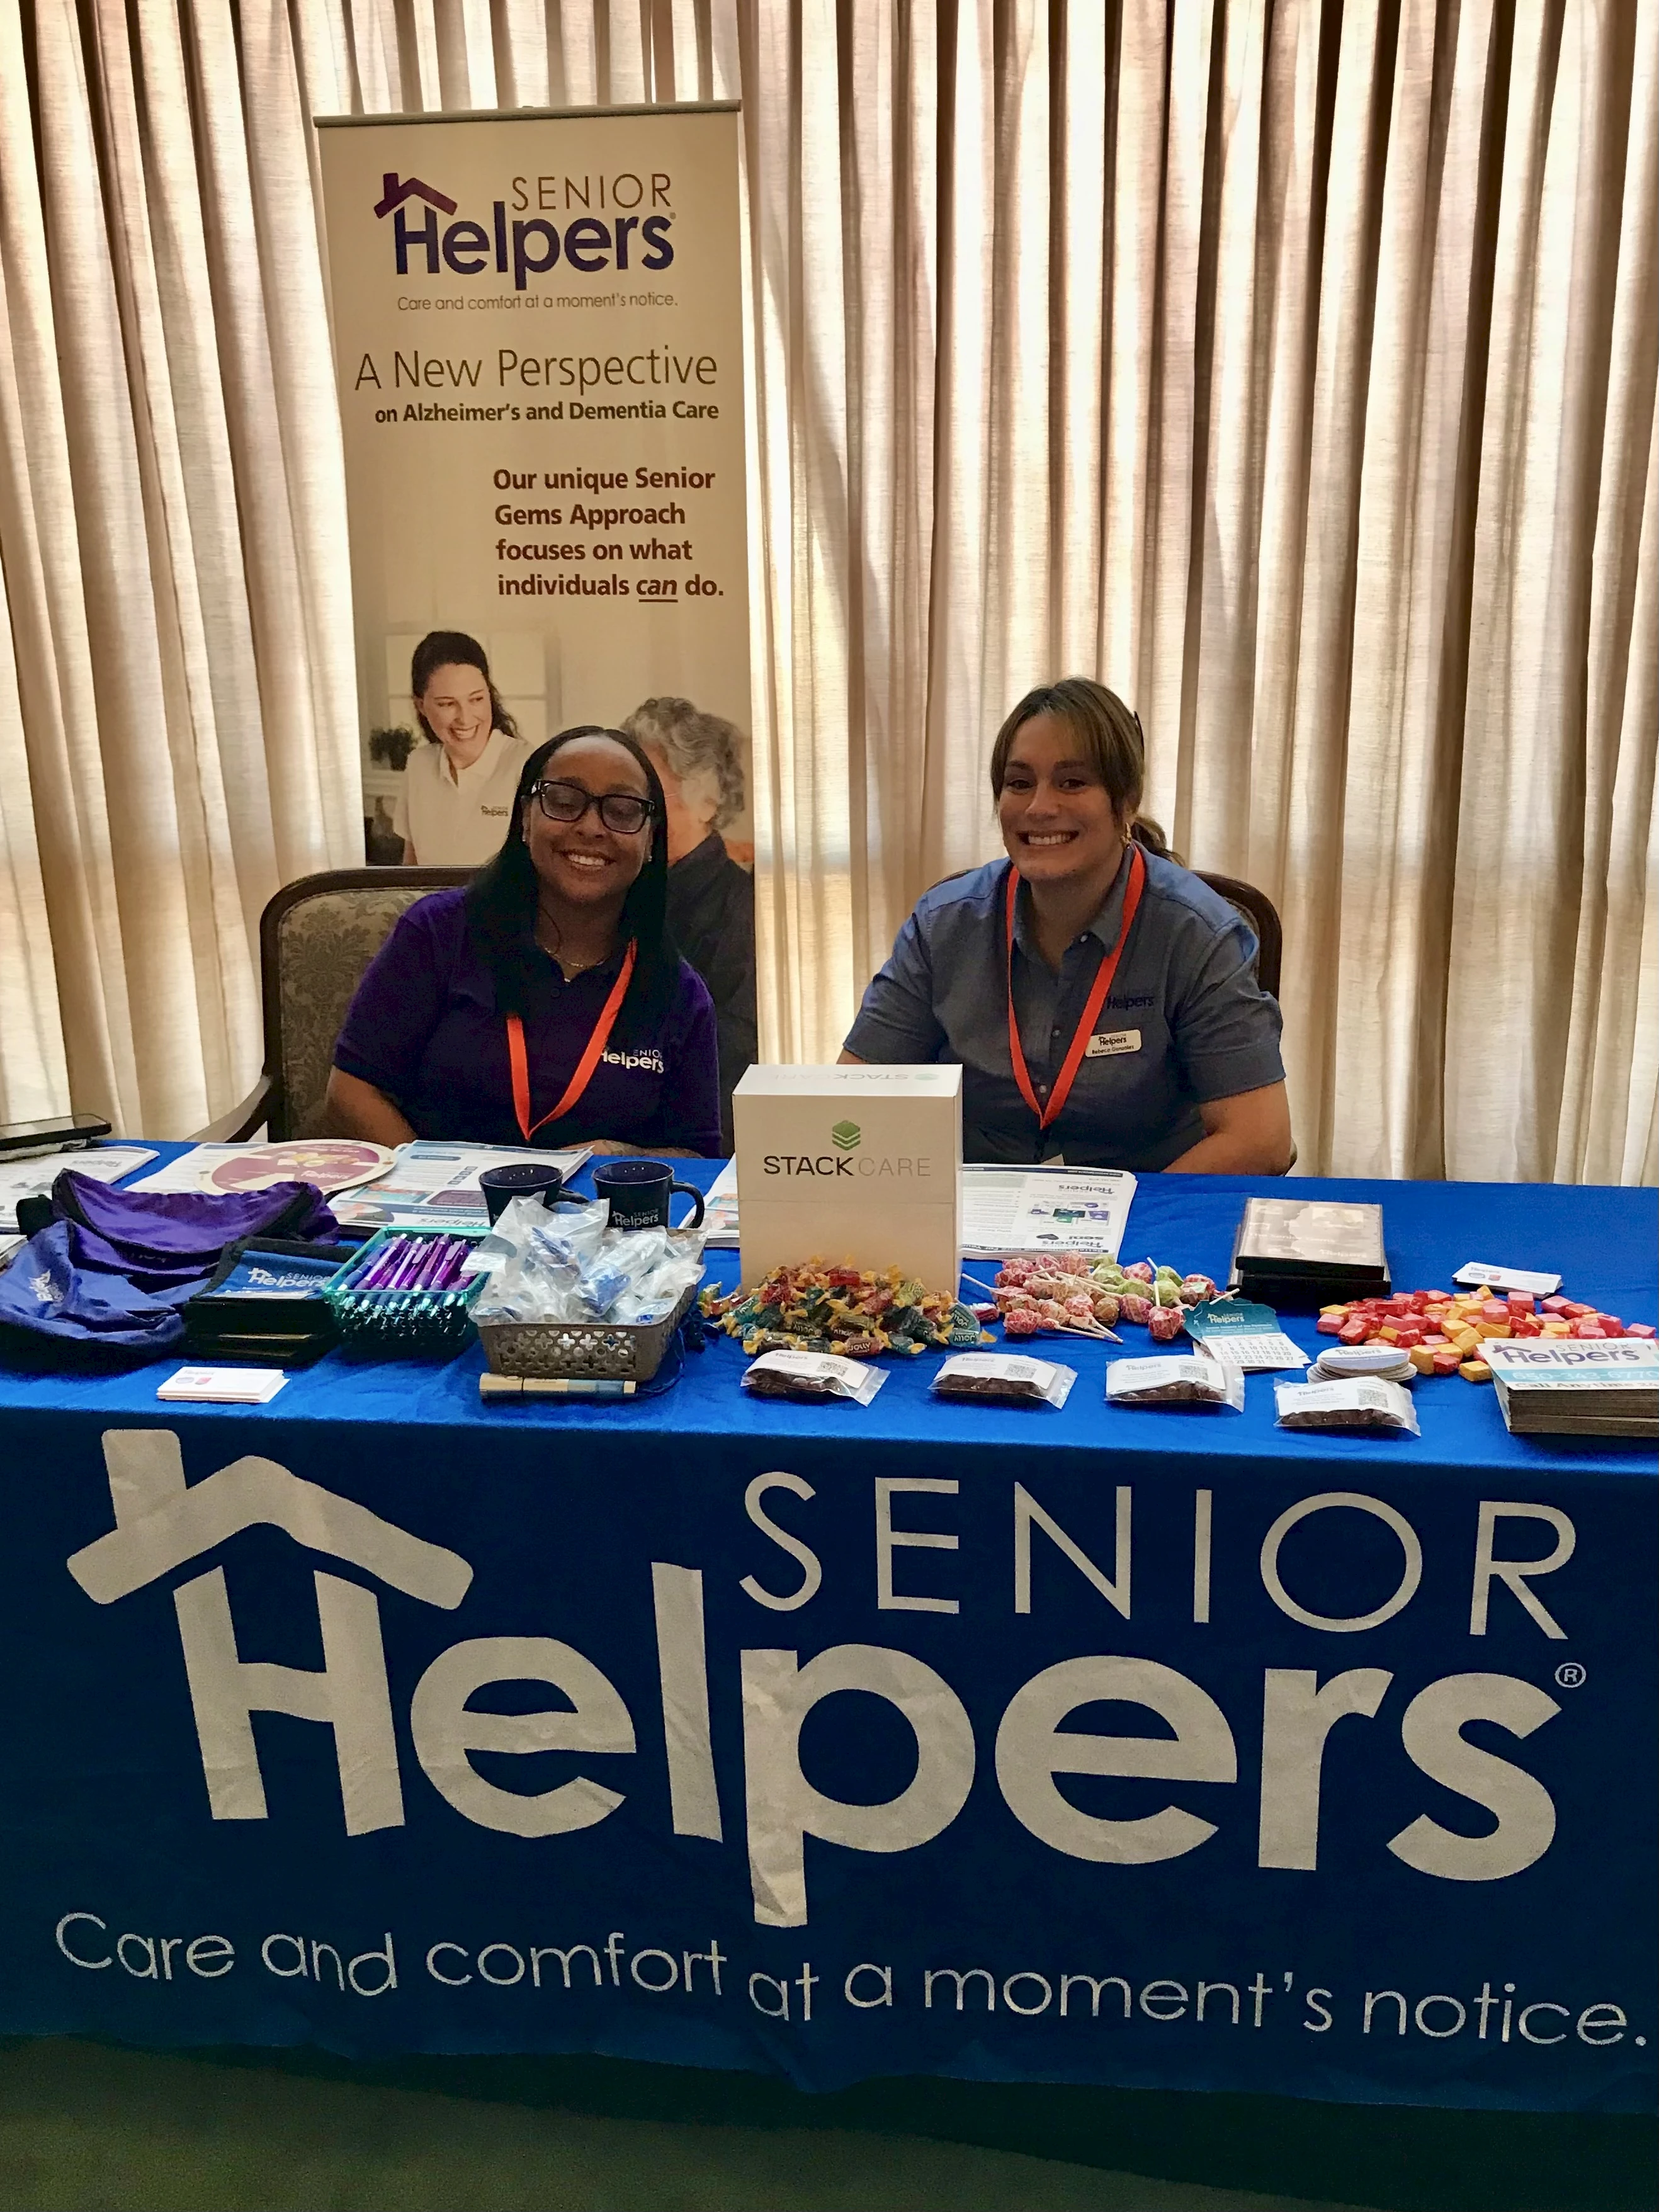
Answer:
[325,727,723,1157]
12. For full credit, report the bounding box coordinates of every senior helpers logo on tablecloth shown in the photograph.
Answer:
[42,1421,1653,2109]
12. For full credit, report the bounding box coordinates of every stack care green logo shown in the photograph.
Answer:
[761,1118,933,1179]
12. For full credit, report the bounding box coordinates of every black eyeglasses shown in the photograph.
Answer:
[531,779,655,834]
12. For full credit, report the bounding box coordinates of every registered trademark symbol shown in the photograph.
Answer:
[1554,1662,1587,1689]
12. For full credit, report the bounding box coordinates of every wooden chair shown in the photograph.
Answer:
[1194,870,1282,1000]
[197,869,471,1142]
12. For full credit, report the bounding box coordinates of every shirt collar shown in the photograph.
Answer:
[443,727,509,786]
[669,831,728,889]
[1011,842,1135,962]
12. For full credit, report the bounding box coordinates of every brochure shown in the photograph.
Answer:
[960,1166,1138,1261]
[329,1140,592,1229]
[0,1145,156,1229]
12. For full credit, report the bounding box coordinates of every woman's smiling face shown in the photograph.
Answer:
[417,662,492,754]
[996,710,1128,886]
[523,735,654,909]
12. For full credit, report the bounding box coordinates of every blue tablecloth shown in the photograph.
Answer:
[0,1152,1652,2117]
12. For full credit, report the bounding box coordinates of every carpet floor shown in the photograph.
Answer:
[0,2039,1373,2212]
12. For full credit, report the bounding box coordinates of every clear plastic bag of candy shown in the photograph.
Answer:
[1274,1377,1420,1432]
[931,1353,1076,1407]
[742,1350,886,1404]
[1106,1355,1245,1410]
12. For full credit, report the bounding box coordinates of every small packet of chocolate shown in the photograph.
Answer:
[931,1353,1076,1408]
[742,1351,887,1405]
[1274,1377,1420,1433]
[1106,1356,1246,1410]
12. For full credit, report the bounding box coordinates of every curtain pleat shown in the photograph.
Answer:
[0,0,1652,1175]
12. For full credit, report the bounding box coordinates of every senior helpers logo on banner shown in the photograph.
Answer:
[46,1425,1653,2108]
[315,105,752,870]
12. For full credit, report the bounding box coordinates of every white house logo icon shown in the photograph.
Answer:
[67,1431,472,1837]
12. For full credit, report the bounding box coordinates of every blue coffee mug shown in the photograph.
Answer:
[591,1158,706,1233]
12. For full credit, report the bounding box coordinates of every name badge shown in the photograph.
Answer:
[1085,1028,1141,1059]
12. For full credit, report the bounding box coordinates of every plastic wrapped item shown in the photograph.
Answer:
[931,1353,1076,1407]
[1274,1377,1420,1432]
[472,1200,706,1327]
[613,1239,708,1325]
[702,1262,988,1359]
[1106,1356,1245,1410]
[742,1351,886,1404]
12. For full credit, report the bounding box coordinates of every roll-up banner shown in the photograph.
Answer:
[315,105,754,1118]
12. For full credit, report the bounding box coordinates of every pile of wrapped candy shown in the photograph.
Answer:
[701,1262,991,1359]
[1314,1285,1656,1381]
[994,1256,1217,1342]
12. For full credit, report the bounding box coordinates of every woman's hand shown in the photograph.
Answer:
[322,1069,416,1146]
[1165,1082,1294,1174]
[584,1139,703,1158]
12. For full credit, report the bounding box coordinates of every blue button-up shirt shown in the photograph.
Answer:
[844,850,1284,1170]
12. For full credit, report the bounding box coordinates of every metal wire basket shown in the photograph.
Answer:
[475,1283,698,1381]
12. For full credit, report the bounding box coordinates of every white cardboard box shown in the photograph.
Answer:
[733,1065,963,1291]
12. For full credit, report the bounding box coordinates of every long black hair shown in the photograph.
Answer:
[465,726,679,1035]
[411,631,520,744]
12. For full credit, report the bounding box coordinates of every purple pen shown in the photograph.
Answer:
[418,1239,458,1291]
[405,1239,440,1293]
[388,1236,430,1292]
[363,1237,414,1294]
[355,1242,402,1293]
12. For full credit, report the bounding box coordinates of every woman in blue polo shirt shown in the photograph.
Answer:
[326,727,722,1157]
[842,678,1293,1173]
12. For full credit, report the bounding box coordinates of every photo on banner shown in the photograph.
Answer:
[315,103,755,1137]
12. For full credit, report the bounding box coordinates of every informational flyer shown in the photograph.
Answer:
[960,1166,1137,1261]
[0,1147,156,1229]
[329,1140,592,1229]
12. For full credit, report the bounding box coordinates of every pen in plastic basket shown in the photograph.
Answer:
[409,1238,447,1292]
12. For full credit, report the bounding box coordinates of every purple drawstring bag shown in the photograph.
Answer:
[0,1170,341,1366]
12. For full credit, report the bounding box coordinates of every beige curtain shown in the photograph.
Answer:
[0,0,362,1137]
[1,1,1653,1181]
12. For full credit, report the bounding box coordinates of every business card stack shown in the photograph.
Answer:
[1228,1197,1390,1310]
[1483,1339,1659,1438]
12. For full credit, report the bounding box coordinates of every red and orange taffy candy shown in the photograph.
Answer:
[1315,1286,1653,1382]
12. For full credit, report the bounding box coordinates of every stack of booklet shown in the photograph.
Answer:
[1228,1196,1390,1308]
[1482,1339,1659,1439]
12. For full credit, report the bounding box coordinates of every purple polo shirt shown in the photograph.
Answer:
[334,889,724,1156]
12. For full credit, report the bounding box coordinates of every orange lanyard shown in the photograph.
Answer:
[506,939,637,1142]
[1005,844,1146,1133]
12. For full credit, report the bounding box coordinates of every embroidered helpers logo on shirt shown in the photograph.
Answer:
[601,1046,665,1074]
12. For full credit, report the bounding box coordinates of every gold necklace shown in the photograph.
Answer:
[536,929,606,978]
